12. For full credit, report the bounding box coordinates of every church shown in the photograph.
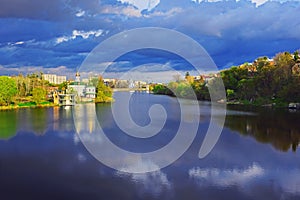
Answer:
[68,72,96,100]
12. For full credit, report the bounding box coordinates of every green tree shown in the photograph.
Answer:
[237,78,256,101]
[59,81,68,91]
[32,87,47,105]
[95,77,113,103]
[192,81,209,100]
[253,56,271,72]
[0,76,17,106]
[226,89,235,100]
[293,51,299,63]
[274,52,294,68]
[89,77,99,87]
[221,66,248,91]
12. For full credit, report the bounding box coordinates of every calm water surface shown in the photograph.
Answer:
[0,92,300,200]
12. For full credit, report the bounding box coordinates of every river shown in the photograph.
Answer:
[0,92,300,200]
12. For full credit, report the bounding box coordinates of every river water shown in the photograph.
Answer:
[0,92,300,200]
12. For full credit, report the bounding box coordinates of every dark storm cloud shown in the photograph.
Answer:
[0,0,299,73]
[0,0,72,20]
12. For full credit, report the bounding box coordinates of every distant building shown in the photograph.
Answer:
[103,78,116,88]
[43,74,66,84]
[116,79,129,88]
[68,72,96,101]
[53,91,75,106]
[85,86,96,99]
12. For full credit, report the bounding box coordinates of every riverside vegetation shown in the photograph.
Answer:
[0,73,112,109]
[152,51,300,107]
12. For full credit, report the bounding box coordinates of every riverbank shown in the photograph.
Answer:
[0,102,59,111]
[153,90,299,110]
[226,99,300,109]
[0,99,113,111]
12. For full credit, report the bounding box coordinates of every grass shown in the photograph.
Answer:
[18,102,36,107]
[0,101,56,110]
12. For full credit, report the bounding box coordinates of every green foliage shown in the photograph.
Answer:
[32,87,47,105]
[175,82,194,98]
[192,81,209,100]
[95,78,113,103]
[12,73,49,98]
[226,89,235,100]
[274,52,295,68]
[89,77,99,87]
[59,81,68,91]
[221,51,300,105]
[154,50,300,106]
[236,78,256,101]
[153,81,201,99]
[221,66,248,91]
[293,51,299,62]
[18,102,36,107]
[0,76,18,106]
[152,84,173,95]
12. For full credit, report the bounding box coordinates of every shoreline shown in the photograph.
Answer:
[0,100,112,111]
[1,93,298,111]
[0,103,59,111]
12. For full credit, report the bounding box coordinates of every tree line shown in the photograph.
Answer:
[152,51,300,106]
[0,73,113,107]
[0,73,48,106]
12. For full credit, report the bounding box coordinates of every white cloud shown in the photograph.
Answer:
[101,4,181,18]
[100,5,142,17]
[73,29,103,39]
[55,36,69,44]
[145,7,183,18]
[76,9,85,17]
[103,70,184,83]
[0,65,75,78]
[14,41,24,45]
[252,0,268,7]
[56,29,104,44]
[191,0,228,3]
[98,62,187,83]
[7,41,25,46]
[118,0,160,11]
[192,0,300,4]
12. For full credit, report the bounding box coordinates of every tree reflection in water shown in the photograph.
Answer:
[225,106,300,152]
[0,111,17,139]
[0,107,75,140]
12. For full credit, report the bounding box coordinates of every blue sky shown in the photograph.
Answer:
[0,0,299,78]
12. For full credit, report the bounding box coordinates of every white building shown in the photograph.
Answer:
[43,74,66,84]
[85,86,96,98]
[68,82,86,97]
[68,72,96,100]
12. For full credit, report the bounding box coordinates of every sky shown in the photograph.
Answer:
[0,0,300,79]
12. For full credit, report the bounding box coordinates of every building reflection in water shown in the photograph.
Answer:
[52,106,75,132]
[53,106,59,131]
[73,103,96,134]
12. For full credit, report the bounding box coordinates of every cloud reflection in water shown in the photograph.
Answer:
[189,163,300,195]
[116,161,172,197]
